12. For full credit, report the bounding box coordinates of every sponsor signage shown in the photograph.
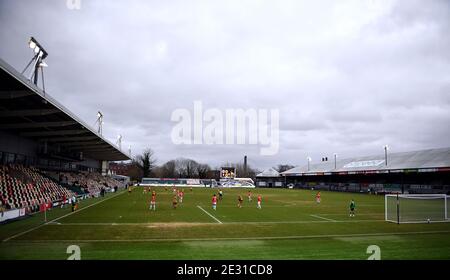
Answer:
[0,208,26,222]
[343,160,384,168]
[418,168,436,172]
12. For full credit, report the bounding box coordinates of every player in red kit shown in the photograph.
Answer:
[172,195,178,209]
[212,194,217,210]
[179,189,184,203]
[316,192,321,204]
[238,195,243,208]
[149,191,156,211]
[257,194,262,209]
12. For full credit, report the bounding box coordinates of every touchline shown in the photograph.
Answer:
[171,101,279,155]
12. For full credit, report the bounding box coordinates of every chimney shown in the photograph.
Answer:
[244,155,248,174]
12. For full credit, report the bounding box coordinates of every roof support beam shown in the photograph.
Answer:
[0,121,77,129]
[70,145,113,151]
[0,108,60,117]
[21,129,88,137]
[80,148,118,153]
[43,136,99,142]
[0,90,33,99]
[58,141,104,147]
[84,155,126,161]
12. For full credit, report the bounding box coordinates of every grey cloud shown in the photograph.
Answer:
[1,0,449,170]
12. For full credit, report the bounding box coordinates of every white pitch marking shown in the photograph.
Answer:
[197,205,223,224]
[2,190,127,242]
[49,219,385,226]
[12,230,450,243]
[310,214,337,222]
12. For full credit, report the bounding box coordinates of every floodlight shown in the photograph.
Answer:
[22,37,49,87]
[28,37,48,59]
[95,111,104,135]
[29,40,36,49]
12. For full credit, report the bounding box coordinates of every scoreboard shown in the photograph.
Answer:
[220,167,236,179]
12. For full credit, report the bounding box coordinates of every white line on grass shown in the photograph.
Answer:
[310,214,337,222]
[314,213,382,216]
[50,219,385,226]
[197,205,223,224]
[2,190,127,242]
[13,230,450,243]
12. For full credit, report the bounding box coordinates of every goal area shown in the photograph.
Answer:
[385,194,449,224]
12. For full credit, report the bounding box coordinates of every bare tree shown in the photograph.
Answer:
[134,148,157,178]
[152,158,211,178]
[159,160,176,178]
[196,163,211,179]
[175,158,200,178]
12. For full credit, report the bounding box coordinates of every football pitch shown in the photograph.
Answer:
[1,187,450,260]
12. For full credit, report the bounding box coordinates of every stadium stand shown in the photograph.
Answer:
[0,164,125,214]
[256,147,450,194]
[256,168,283,187]
[59,171,124,197]
[0,164,74,212]
[0,56,130,222]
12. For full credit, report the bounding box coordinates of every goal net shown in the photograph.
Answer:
[385,194,449,224]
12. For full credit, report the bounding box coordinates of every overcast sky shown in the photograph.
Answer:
[0,0,449,170]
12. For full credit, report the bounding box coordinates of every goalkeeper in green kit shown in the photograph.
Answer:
[349,199,356,217]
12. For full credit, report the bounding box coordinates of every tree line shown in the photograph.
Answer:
[128,148,295,181]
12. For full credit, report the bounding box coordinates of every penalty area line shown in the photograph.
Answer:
[197,205,223,224]
[310,214,337,222]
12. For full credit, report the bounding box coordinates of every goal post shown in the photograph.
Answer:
[385,194,449,224]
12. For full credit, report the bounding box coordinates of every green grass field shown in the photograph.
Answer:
[1,187,449,260]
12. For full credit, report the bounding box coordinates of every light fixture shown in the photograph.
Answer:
[307,156,312,171]
[29,40,36,49]
[95,111,104,135]
[22,37,49,87]
[116,135,122,150]
[28,37,48,59]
